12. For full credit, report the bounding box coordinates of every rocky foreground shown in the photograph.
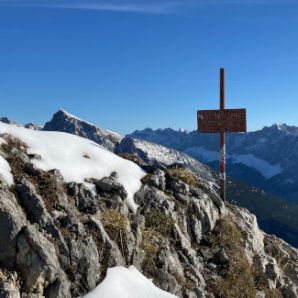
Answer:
[0,131,298,297]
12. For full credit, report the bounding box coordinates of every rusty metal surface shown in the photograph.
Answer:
[197,108,246,133]
[196,68,247,202]
[219,68,226,201]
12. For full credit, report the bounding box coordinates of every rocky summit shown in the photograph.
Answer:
[0,121,297,298]
[43,109,122,151]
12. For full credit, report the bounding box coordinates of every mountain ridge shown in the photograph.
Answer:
[128,124,298,204]
[43,109,122,151]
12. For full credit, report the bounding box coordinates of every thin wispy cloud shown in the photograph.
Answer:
[0,0,194,14]
[0,0,295,14]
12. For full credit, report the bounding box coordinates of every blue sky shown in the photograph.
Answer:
[0,0,297,134]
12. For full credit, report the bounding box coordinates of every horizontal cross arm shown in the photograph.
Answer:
[197,108,246,133]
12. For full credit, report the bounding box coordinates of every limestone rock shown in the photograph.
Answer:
[0,130,297,298]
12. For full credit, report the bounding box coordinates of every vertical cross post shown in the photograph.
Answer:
[219,68,226,201]
[197,69,246,201]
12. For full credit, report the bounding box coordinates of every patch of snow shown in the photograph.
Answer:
[277,124,286,130]
[132,139,216,183]
[85,182,98,197]
[105,129,122,138]
[178,128,189,133]
[184,147,218,162]
[134,139,177,164]
[134,139,195,166]
[0,122,145,213]
[59,109,94,126]
[232,154,282,179]
[285,178,294,184]
[184,146,282,179]
[0,155,14,185]
[84,266,178,298]
[0,137,6,145]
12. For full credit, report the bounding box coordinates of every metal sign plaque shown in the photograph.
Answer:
[197,108,246,133]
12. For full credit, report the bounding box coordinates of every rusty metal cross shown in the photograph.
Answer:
[197,68,247,201]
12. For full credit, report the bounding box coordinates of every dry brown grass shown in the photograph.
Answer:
[1,136,65,212]
[265,244,290,271]
[264,289,283,298]
[140,227,159,255]
[167,166,198,187]
[101,209,128,253]
[145,210,175,237]
[141,174,153,185]
[212,217,256,298]
[252,263,283,298]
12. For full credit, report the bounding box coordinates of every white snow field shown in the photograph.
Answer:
[184,146,282,179]
[0,137,14,185]
[232,154,282,179]
[84,266,178,298]
[0,122,145,212]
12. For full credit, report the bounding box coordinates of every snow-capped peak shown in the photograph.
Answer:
[57,109,96,127]
[275,123,298,135]
[43,109,122,151]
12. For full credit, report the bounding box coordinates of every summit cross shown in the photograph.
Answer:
[197,68,247,201]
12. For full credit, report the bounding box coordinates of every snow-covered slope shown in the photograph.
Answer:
[115,137,216,183]
[0,122,145,212]
[43,109,122,151]
[85,266,177,298]
[184,147,282,179]
[0,154,13,185]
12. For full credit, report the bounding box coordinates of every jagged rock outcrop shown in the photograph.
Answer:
[24,123,41,130]
[0,118,14,125]
[0,133,297,298]
[43,109,121,151]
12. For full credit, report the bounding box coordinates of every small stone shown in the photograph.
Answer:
[218,249,230,265]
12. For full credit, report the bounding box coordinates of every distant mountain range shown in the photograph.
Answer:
[128,125,298,204]
[1,110,298,247]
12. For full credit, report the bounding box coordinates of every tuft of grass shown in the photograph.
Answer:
[265,242,290,271]
[141,174,153,185]
[140,227,159,255]
[172,270,197,290]
[211,217,256,298]
[101,209,128,252]
[216,217,242,249]
[145,210,175,237]
[264,289,283,298]
[216,260,256,298]
[167,166,198,187]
